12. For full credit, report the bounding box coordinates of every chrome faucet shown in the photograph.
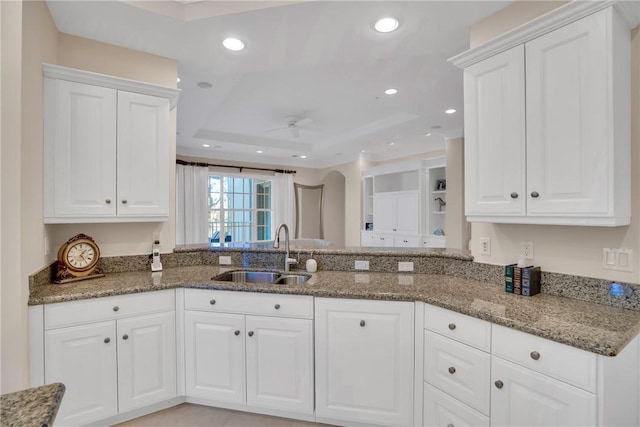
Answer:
[273,223,297,272]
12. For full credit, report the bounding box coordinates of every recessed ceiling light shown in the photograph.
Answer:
[256,150,263,154]
[223,38,245,51]
[384,88,398,95]
[176,77,181,83]
[361,150,366,153]
[389,142,395,146]
[300,155,307,159]
[425,133,432,137]
[197,81,213,89]
[202,144,210,148]
[445,108,457,114]
[375,17,399,33]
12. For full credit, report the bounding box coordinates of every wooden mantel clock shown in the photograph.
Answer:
[55,233,105,284]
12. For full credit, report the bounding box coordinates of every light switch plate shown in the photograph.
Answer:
[355,260,369,270]
[398,261,414,272]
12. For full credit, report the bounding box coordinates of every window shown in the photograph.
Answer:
[208,174,272,244]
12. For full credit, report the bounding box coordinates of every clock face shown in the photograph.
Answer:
[65,241,98,271]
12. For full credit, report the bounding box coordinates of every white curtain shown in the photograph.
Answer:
[273,172,294,231]
[175,164,210,245]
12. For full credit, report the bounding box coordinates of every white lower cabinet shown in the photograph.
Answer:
[41,290,176,426]
[183,289,314,415]
[423,382,489,427]
[490,357,596,427]
[315,298,414,426]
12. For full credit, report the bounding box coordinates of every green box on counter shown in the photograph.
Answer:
[504,264,516,293]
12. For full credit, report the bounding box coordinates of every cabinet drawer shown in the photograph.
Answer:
[45,290,175,330]
[423,382,489,427]
[184,289,313,319]
[424,330,490,415]
[424,304,491,351]
[492,324,597,393]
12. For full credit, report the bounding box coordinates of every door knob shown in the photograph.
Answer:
[510,192,518,199]
[530,351,541,360]
[360,320,366,327]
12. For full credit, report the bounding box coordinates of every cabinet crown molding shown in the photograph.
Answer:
[448,0,640,69]
[43,63,180,109]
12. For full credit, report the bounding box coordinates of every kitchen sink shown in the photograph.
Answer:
[211,270,311,285]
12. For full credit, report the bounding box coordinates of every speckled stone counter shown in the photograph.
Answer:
[28,265,640,357]
[0,383,65,427]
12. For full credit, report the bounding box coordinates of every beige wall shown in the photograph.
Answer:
[320,171,346,247]
[50,34,178,257]
[468,3,640,283]
[445,138,470,250]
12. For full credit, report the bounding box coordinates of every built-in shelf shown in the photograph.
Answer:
[432,211,446,215]
[432,190,446,195]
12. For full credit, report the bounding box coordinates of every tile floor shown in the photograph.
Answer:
[114,404,337,427]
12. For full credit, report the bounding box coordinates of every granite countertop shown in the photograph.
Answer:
[0,383,65,427]
[28,265,640,357]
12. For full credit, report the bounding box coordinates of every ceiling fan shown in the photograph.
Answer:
[265,116,315,138]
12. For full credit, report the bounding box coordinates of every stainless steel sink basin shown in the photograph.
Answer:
[212,270,311,285]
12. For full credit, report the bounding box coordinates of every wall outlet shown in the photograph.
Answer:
[521,241,534,259]
[219,255,232,265]
[398,261,414,272]
[355,260,370,270]
[479,238,491,256]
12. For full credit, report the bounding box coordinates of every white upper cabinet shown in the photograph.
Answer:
[43,64,179,223]
[453,5,632,226]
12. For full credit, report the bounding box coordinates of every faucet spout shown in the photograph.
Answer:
[274,223,297,272]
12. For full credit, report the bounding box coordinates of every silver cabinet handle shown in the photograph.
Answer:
[122,334,129,340]
[274,304,281,310]
[210,299,216,305]
[113,306,119,312]
[122,199,128,204]
[360,320,366,327]
[531,191,539,198]
[530,351,541,360]
[448,367,456,374]
[448,323,456,330]
[447,424,454,427]
[495,380,504,389]
[105,199,111,204]
[510,192,518,199]
[104,337,111,344]
[234,330,240,336]
[248,331,254,337]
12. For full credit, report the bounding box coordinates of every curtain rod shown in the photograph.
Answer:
[176,159,296,174]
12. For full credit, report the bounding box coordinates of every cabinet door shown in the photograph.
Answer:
[45,321,117,425]
[45,79,117,219]
[525,10,612,217]
[491,357,596,427]
[116,91,169,218]
[463,45,525,216]
[245,316,314,414]
[184,311,245,403]
[394,234,420,247]
[395,193,419,234]
[315,298,414,426]
[117,311,177,412]
[373,193,396,232]
[423,382,489,427]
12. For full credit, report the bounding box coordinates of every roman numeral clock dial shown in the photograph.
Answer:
[55,233,105,283]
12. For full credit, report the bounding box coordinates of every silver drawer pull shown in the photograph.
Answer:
[104,337,111,344]
[360,320,366,327]
[447,424,454,427]
[495,380,504,389]
[113,306,119,312]
[448,367,456,374]
[234,330,240,336]
[274,304,281,310]
[530,351,541,360]
[210,299,216,305]
[122,334,129,340]
[448,323,456,330]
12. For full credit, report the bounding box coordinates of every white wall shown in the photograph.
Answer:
[467,3,640,283]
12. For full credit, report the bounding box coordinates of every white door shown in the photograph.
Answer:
[116,90,169,218]
[525,11,610,217]
[184,311,245,403]
[47,79,117,218]
[245,316,314,414]
[45,321,117,425]
[315,298,414,426]
[395,193,419,234]
[373,193,396,232]
[491,357,596,427]
[117,311,177,412]
[463,45,525,216]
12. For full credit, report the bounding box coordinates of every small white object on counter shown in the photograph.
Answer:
[306,259,317,273]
